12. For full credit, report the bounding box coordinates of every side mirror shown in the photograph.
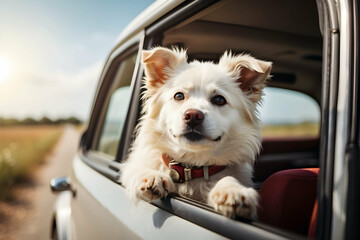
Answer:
[50,177,76,196]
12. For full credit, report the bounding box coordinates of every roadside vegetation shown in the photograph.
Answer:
[0,117,82,200]
[0,116,82,126]
[261,122,319,138]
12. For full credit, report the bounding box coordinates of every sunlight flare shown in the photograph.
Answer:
[0,55,12,83]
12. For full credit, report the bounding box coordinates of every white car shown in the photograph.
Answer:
[50,0,359,239]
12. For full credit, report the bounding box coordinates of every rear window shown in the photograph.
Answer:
[259,87,320,139]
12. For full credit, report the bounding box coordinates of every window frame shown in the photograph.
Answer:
[316,0,340,239]
[80,31,144,178]
[94,53,137,157]
[345,0,360,238]
[91,46,140,156]
[331,0,359,238]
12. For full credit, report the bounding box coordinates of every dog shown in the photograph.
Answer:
[120,47,271,219]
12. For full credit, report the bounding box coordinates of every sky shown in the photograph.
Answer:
[0,0,153,121]
[259,87,320,124]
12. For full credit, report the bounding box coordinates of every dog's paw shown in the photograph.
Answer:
[208,177,258,219]
[134,172,175,202]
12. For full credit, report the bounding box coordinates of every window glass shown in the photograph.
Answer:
[259,87,320,138]
[96,53,137,157]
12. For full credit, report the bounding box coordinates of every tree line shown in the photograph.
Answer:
[0,116,83,126]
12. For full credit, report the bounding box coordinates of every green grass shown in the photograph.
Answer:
[0,125,63,200]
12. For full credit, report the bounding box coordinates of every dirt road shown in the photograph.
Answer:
[0,125,81,240]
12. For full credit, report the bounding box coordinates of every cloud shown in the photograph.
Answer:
[0,61,103,121]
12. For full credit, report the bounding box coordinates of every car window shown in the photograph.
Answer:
[259,87,320,139]
[96,53,137,157]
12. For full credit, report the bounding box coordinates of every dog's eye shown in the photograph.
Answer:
[174,92,185,101]
[211,95,227,106]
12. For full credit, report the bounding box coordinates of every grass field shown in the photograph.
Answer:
[0,125,63,200]
[261,122,319,138]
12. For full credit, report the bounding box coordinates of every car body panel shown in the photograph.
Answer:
[70,155,227,240]
[53,191,72,240]
[332,1,353,239]
[113,0,184,53]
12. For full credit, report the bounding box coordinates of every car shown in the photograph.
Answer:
[50,0,359,239]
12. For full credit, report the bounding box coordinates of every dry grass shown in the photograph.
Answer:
[0,125,63,200]
[261,122,319,138]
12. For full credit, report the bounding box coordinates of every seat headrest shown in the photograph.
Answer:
[258,168,319,235]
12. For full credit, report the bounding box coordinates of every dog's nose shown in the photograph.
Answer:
[183,109,205,128]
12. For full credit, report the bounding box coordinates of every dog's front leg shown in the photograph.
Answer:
[208,176,258,219]
[126,169,175,202]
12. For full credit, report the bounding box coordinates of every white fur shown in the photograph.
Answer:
[120,47,271,219]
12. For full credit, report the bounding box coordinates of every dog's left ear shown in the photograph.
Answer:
[219,52,272,102]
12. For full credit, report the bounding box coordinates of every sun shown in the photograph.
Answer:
[0,56,11,83]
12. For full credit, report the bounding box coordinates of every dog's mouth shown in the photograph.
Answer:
[181,131,222,142]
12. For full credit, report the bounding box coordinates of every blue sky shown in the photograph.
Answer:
[0,0,153,120]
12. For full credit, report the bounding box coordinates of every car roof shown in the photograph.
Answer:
[112,0,184,53]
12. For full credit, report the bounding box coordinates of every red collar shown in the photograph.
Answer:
[161,153,225,182]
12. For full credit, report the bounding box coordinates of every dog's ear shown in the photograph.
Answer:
[219,52,272,102]
[142,47,187,89]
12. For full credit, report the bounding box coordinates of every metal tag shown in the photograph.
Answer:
[169,169,181,182]
[184,168,192,181]
[203,166,209,181]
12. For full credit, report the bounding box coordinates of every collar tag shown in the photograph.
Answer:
[169,161,181,182]
[203,166,209,181]
[184,168,192,181]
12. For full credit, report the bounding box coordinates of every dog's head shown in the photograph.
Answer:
[141,47,271,166]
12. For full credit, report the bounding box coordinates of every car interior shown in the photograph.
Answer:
[157,0,322,237]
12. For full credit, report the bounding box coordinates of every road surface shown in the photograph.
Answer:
[0,125,80,240]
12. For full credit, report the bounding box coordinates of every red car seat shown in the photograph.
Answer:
[258,168,319,236]
[308,200,318,238]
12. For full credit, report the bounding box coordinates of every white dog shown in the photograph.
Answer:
[120,47,271,219]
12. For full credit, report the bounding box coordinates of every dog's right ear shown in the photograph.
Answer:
[142,47,187,89]
[219,52,272,103]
